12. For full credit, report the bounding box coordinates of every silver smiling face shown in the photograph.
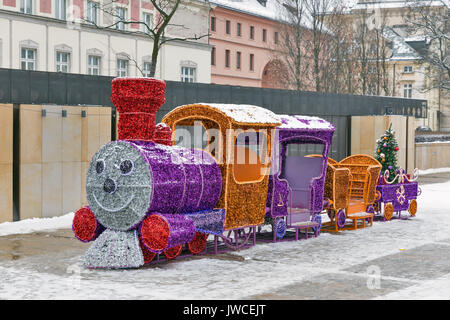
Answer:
[86,141,152,231]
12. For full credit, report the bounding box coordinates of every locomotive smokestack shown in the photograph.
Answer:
[111,77,167,141]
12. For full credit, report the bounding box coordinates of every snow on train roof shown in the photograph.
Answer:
[182,103,281,125]
[278,114,335,131]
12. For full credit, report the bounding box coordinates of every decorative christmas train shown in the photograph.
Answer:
[72,78,420,269]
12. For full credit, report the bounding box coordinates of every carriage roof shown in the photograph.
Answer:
[165,103,281,127]
[278,115,335,132]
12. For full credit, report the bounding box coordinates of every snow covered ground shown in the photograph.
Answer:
[1,179,450,299]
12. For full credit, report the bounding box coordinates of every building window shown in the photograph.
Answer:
[20,48,36,70]
[20,0,32,14]
[55,0,66,20]
[116,7,127,31]
[274,31,279,44]
[236,51,241,70]
[249,54,254,71]
[142,62,152,77]
[262,29,267,42]
[87,1,98,24]
[225,49,230,68]
[181,66,196,83]
[56,51,70,73]
[226,20,230,34]
[143,12,153,33]
[117,59,128,76]
[211,16,216,32]
[237,23,241,36]
[403,65,413,73]
[211,47,216,66]
[88,55,100,75]
[404,83,413,98]
[250,26,254,40]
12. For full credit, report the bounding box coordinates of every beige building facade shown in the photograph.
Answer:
[343,0,448,131]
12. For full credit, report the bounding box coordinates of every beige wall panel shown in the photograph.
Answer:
[351,117,361,155]
[20,163,42,220]
[62,106,82,162]
[81,161,89,207]
[0,104,13,164]
[42,105,62,163]
[415,143,450,170]
[351,115,414,170]
[62,161,82,214]
[84,107,101,162]
[42,162,62,218]
[407,117,415,172]
[0,164,13,223]
[360,117,375,155]
[20,105,42,164]
[99,107,111,146]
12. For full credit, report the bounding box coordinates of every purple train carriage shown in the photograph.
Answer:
[264,115,335,241]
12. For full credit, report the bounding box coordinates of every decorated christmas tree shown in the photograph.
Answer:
[375,123,399,181]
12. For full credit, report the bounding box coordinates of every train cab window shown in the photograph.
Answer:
[173,120,222,163]
[285,141,324,158]
[174,124,207,150]
[233,131,268,183]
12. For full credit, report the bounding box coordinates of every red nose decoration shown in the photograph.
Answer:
[111,77,169,141]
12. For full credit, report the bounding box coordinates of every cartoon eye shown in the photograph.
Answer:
[120,160,134,175]
[96,160,105,175]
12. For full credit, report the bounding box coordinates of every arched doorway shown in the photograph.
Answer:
[261,60,288,89]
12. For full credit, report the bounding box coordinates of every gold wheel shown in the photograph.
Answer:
[409,199,417,217]
[384,203,394,221]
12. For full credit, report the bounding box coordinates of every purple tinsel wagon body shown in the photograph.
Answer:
[376,181,418,211]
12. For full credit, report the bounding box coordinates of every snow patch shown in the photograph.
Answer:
[0,212,74,236]
[419,167,450,175]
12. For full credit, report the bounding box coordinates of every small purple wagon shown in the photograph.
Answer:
[374,168,421,221]
[265,115,335,241]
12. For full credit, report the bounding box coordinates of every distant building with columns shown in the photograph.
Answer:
[0,0,212,83]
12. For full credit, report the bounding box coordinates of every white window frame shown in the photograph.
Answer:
[180,61,197,83]
[403,83,413,98]
[86,1,99,24]
[20,47,37,71]
[117,58,128,77]
[142,12,153,34]
[20,0,33,14]
[56,51,70,73]
[88,55,101,75]
[403,65,413,73]
[142,60,152,77]
[55,0,66,20]
[115,6,127,31]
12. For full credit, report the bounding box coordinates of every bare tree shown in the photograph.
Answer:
[85,0,209,77]
[272,0,310,91]
[403,0,449,92]
[320,4,359,94]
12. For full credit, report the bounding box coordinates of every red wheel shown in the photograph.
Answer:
[187,232,208,254]
[139,237,156,264]
[164,244,183,260]
[72,207,103,242]
[140,214,170,252]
